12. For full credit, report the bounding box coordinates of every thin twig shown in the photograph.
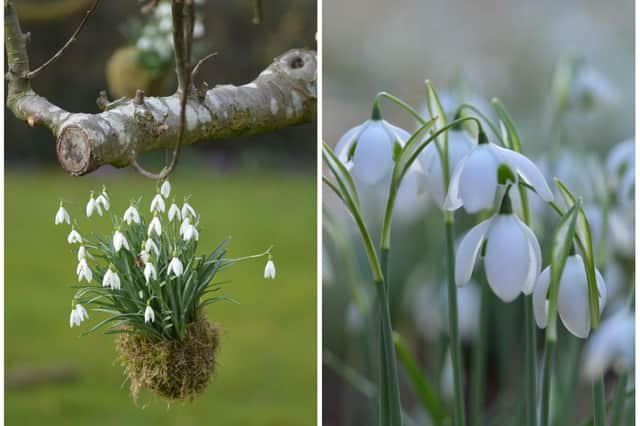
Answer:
[192,52,219,80]
[27,0,102,79]
[131,0,195,180]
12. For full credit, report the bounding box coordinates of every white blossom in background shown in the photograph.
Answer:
[150,193,165,213]
[144,262,157,284]
[55,203,70,225]
[168,255,184,277]
[419,130,475,208]
[455,209,542,302]
[582,308,635,380]
[69,303,89,328]
[144,305,155,323]
[102,267,121,290]
[160,180,171,198]
[148,215,162,236]
[123,205,141,225]
[264,257,276,279]
[67,228,82,244]
[168,202,181,222]
[444,141,553,213]
[113,229,130,252]
[76,258,92,283]
[96,187,110,211]
[181,201,196,219]
[86,192,102,217]
[606,139,634,190]
[533,255,607,338]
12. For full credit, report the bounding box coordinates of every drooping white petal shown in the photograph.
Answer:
[113,231,130,252]
[492,144,553,202]
[582,309,635,380]
[96,192,110,211]
[264,259,276,279]
[454,218,493,286]
[484,215,531,302]
[123,206,141,225]
[77,245,86,261]
[148,216,162,236]
[181,202,196,218]
[67,229,82,244]
[557,256,594,339]
[168,203,181,222]
[160,180,171,198]
[533,266,551,328]
[75,304,89,321]
[179,217,191,237]
[144,305,155,323]
[334,123,364,167]
[86,197,96,217]
[69,309,77,328]
[443,155,468,211]
[144,262,157,284]
[458,145,499,213]
[150,194,165,213]
[55,206,70,225]
[350,121,397,186]
[168,256,184,277]
[517,218,542,295]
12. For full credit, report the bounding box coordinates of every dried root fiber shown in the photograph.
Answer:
[115,315,220,402]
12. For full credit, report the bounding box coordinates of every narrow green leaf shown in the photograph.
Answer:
[492,98,521,151]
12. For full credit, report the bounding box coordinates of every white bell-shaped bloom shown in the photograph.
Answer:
[608,207,634,259]
[445,141,553,214]
[148,215,162,237]
[69,303,89,327]
[150,193,165,213]
[86,194,97,217]
[168,255,184,277]
[144,262,157,284]
[334,118,410,186]
[160,180,171,198]
[264,258,276,279]
[183,223,199,241]
[144,238,159,256]
[77,245,87,261]
[168,203,181,222]
[55,204,70,225]
[102,267,121,290]
[67,228,83,244]
[123,205,141,225]
[179,217,192,237]
[139,250,150,264]
[113,230,130,252]
[144,305,155,323]
[606,139,634,190]
[181,201,196,219]
[96,188,110,211]
[533,255,607,339]
[419,130,475,208]
[455,211,541,302]
[582,308,635,380]
[76,258,92,283]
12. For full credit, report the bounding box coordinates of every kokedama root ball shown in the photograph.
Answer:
[116,315,220,401]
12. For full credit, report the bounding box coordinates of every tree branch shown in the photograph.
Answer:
[5,0,317,176]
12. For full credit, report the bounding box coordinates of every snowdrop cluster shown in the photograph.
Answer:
[55,181,275,341]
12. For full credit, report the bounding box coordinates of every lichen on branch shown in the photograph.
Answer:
[5,0,317,176]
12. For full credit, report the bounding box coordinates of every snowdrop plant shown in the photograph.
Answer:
[55,183,275,401]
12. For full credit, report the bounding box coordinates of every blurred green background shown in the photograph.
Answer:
[5,170,316,425]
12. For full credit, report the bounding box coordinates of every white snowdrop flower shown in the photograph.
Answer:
[139,249,150,264]
[334,118,410,186]
[444,139,553,214]
[144,262,157,284]
[67,228,83,244]
[96,187,110,211]
[144,238,160,256]
[582,309,635,380]
[181,201,196,219]
[144,304,155,323]
[86,192,102,217]
[102,266,121,290]
[570,62,619,110]
[533,255,607,339]
[113,229,130,252]
[179,217,191,237]
[168,253,184,277]
[76,258,92,283]
[168,202,181,222]
[455,200,542,302]
[182,222,199,241]
[77,245,87,261]
[69,303,89,328]
[148,215,162,237]
[264,257,276,279]
[608,207,635,259]
[55,203,70,225]
[418,130,476,208]
[150,193,166,213]
[605,139,634,189]
[123,205,141,225]
[160,180,171,198]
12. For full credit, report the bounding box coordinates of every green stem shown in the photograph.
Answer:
[471,282,490,426]
[374,92,427,125]
[446,217,466,426]
[540,340,555,426]
[611,375,628,426]
[592,378,606,426]
[524,295,537,426]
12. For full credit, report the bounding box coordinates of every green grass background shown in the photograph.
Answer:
[5,169,316,425]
